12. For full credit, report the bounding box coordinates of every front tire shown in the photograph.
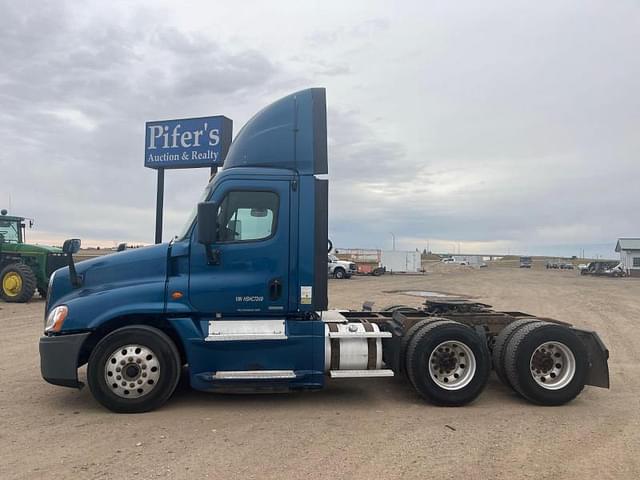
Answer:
[0,263,37,303]
[504,322,588,405]
[406,321,491,406]
[333,267,345,279]
[87,326,181,413]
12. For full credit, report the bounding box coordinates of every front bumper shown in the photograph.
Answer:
[39,332,91,388]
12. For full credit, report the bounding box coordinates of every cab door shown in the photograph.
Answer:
[188,178,290,316]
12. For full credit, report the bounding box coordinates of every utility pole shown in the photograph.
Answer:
[390,232,396,251]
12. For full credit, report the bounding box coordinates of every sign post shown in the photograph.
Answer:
[154,169,164,244]
[144,115,232,243]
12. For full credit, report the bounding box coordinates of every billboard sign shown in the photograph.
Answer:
[145,116,232,169]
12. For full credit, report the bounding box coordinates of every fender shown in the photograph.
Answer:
[58,281,167,332]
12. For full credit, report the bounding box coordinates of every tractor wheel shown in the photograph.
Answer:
[503,322,588,405]
[406,320,491,406]
[0,263,37,303]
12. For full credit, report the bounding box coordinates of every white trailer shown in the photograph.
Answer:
[452,255,483,267]
[381,250,421,273]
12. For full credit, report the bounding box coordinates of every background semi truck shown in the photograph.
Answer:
[39,89,609,413]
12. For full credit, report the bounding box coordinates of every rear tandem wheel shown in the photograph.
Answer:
[405,321,491,406]
[503,322,588,405]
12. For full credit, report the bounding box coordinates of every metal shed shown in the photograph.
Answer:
[615,238,640,277]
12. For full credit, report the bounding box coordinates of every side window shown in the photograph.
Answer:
[633,257,640,268]
[217,191,278,242]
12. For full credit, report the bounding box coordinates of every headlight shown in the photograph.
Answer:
[45,306,68,333]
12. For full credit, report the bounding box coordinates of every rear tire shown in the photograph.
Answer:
[492,318,543,389]
[87,326,181,413]
[0,263,37,303]
[504,322,588,405]
[406,321,490,406]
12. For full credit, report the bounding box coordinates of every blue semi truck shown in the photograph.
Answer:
[39,89,609,413]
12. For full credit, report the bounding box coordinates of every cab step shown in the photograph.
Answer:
[329,369,395,378]
[212,370,297,380]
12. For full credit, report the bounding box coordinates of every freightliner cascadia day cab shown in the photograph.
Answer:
[39,89,610,413]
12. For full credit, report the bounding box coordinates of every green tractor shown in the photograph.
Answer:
[0,209,68,302]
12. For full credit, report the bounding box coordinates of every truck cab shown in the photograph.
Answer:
[40,89,331,411]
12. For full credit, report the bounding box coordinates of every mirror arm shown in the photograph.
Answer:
[67,252,82,287]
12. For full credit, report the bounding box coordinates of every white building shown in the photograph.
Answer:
[615,238,640,277]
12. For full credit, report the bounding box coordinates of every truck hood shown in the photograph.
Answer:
[47,243,169,312]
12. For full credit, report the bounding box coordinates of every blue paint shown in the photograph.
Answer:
[145,116,232,169]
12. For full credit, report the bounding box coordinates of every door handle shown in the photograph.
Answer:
[204,245,221,266]
[268,278,282,301]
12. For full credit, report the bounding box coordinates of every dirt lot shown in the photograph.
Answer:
[1,268,639,479]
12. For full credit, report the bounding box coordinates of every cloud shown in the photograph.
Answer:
[1,0,638,259]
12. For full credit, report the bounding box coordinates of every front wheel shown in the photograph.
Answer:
[333,267,345,279]
[87,326,181,413]
[406,321,491,406]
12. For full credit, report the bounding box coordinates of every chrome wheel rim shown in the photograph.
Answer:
[104,344,160,399]
[530,341,576,390]
[428,341,476,390]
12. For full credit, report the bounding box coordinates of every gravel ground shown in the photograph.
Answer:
[1,267,639,479]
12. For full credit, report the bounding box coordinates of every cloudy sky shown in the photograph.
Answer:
[1,0,638,258]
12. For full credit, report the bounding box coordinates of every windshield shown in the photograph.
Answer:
[175,184,213,241]
[0,219,20,243]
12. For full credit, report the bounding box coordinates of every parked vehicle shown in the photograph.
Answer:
[0,210,68,302]
[328,254,357,279]
[581,261,624,277]
[39,89,610,413]
[519,256,532,268]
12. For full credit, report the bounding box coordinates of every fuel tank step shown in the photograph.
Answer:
[327,331,392,339]
[329,369,394,378]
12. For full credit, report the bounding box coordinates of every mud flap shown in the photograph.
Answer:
[572,328,610,388]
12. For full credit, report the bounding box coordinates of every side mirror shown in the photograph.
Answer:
[62,238,81,255]
[197,202,219,244]
[62,238,82,287]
